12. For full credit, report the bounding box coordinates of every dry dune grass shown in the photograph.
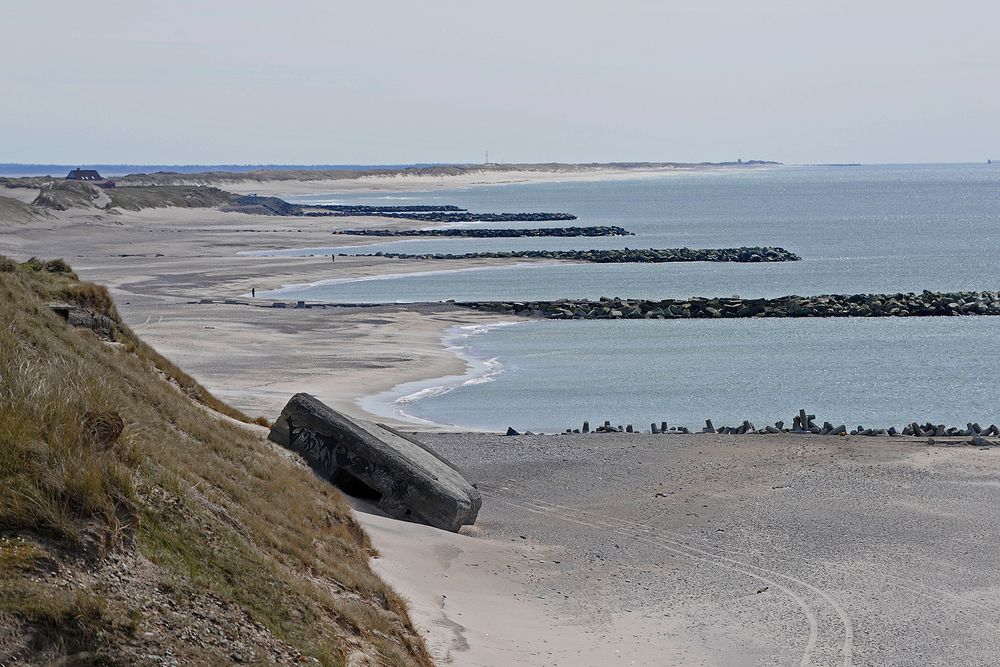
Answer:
[0,258,432,666]
[104,185,235,211]
[26,180,235,212]
[31,180,103,210]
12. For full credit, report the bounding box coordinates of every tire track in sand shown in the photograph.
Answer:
[480,485,853,666]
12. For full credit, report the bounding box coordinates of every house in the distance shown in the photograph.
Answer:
[66,168,102,181]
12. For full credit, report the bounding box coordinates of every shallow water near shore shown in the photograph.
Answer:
[398,316,1000,432]
[270,164,1000,430]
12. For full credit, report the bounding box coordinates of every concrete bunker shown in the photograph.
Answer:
[269,393,480,532]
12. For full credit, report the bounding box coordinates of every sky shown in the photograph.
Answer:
[2,1,998,165]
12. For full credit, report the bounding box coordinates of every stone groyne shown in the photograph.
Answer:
[349,246,800,263]
[313,204,465,213]
[331,226,634,238]
[457,290,1000,319]
[307,211,578,222]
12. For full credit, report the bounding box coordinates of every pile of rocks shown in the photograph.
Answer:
[353,246,800,263]
[331,226,634,238]
[903,422,1000,437]
[458,290,1000,319]
[223,195,301,216]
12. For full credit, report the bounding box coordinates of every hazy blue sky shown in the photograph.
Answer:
[3,1,997,165]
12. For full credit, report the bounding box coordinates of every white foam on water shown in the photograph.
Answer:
[358,320,524,428]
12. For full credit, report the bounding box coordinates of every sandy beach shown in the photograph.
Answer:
[4,171,999,665]
[0,200,520,426]
[382,431,1000,666]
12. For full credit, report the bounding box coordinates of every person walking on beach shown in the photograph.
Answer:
[251,287,255,298]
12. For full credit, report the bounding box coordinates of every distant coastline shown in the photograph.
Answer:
[0,160,784,197]
[0,162,441,178]
[0,159,779,180]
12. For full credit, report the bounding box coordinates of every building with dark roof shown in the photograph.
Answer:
[66,168,102,181]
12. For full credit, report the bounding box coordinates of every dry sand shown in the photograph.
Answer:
[5,176,998,665]
[387,431,1000,666]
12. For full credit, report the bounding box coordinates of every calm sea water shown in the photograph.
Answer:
[364,317,1000,432]
[267,164,1000,430]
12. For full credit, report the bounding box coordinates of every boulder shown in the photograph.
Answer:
[269,393,481,532]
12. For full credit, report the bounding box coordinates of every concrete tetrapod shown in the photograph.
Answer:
[269,393,481,532]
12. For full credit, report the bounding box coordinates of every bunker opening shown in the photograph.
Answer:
[330,468,382,501]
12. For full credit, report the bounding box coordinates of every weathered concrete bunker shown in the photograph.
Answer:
[269,393,481,532]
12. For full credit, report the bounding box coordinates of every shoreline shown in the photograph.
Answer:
[0,199,530,428]
[358,320,525,429]
[125,302,507,430]
[256,261,558,300]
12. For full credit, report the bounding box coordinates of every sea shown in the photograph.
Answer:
[258,164,1000,431]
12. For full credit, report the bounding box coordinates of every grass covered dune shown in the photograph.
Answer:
[0,258,432,666]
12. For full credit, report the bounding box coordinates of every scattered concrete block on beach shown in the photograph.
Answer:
[567,411,996,440]
[269,393,481,532]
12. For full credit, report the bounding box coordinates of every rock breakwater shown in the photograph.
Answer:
[350,246,799,263]
[314,204,465,213]
[457,290,1000,319]
[331,226,633,238]
[308,211,578,222]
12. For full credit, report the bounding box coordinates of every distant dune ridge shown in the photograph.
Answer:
[114,160,779,186]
